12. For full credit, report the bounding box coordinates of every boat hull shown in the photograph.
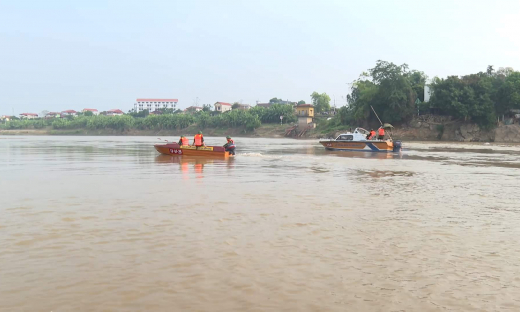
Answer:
[154,143,230,158]
[320,140,395,152]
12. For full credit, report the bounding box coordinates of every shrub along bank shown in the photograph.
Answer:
[0,104,297,133]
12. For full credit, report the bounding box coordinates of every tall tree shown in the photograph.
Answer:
[346,60,418,124]
[496,72,520,115]
[310,92,331,113]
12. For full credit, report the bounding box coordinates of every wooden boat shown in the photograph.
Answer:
[319,127,402,153]
[154,143,232,158]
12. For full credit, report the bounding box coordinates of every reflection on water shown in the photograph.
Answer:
[1,136,520,311]
[326,150,403,160]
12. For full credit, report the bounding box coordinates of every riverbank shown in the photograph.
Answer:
[3,122,520,143]
[0,124,291,138]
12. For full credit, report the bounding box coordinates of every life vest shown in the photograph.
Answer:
[369,130,376,138]
[181,137,189,146]
[194,134,203,146]
[226,139,235,148]
[378,128,385,136]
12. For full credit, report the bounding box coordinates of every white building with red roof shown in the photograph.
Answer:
[45,112,61,118]
[185,106,203,113]
[82,108,99,116]
[106,109,124,116]
[19,113,39,119]
[61,110,77,117]
[134,99,178,112]
[214,102,232,113]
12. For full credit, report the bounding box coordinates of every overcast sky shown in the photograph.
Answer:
[1,0,519,115]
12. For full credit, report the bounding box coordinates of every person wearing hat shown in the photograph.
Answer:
[223,135,236,155]
[178,135,189,146]
[193,131,205,148]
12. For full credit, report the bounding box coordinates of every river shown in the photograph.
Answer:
[1,136,519,311]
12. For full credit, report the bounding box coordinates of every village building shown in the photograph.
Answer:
[134,99,178,112]
[106,109,124,116]
[19,113,39,119]
[83,108,99,115]
[295,104,316,129]
[61,110,77,117]
[234,104,251,110]
[45,112,61,118]
[1,115,12,121]
[214,102,232,113]
[185,106,203,113]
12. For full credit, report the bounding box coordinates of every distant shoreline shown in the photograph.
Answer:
[0,124,295,138]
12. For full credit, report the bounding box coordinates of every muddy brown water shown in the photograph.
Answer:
[1,136,520,311]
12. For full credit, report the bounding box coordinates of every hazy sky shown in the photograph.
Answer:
[1,0,519,115]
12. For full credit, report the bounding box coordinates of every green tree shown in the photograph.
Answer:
[345,60,421,125]
[84,111,94,116]
[202,104,213,112]
[129,109,149,118]
[496,72,520,115]
[429,73,496,127]
[297,100,306,105]
[232,102,240,110]
[310,92,331,113]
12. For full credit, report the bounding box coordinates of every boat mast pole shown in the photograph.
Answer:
[370,105,393,140]
[370,105,383,126]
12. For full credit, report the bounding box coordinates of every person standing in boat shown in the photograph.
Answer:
[377,127,385,140]
[178,135,189,146]
[223,136,236,155]
[193,131,205,148]
[367,129,376,140]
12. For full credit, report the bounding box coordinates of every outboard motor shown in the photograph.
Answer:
[392,140,402,152]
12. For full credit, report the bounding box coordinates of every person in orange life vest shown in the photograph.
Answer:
[178,135,189,146]
[367,129,376,140]
[223,135,236,155]
[193,131,205,147]
[377,127,385,140]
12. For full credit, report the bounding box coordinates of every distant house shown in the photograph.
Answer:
[61,110,77,117]
[106,109,124,116]
[19,113,39,119]
[83,108,99,116]
[185,106,203,113]
[214,102,232,113]
[256,103,272,108]
[1,115,12,121]
[149,110,163,115]
[45,112,61,118]
[234,104,251,110]
[296,104,316,129]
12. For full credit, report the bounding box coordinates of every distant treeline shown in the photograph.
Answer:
[329,61,520,129]
[0,104,297,132]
